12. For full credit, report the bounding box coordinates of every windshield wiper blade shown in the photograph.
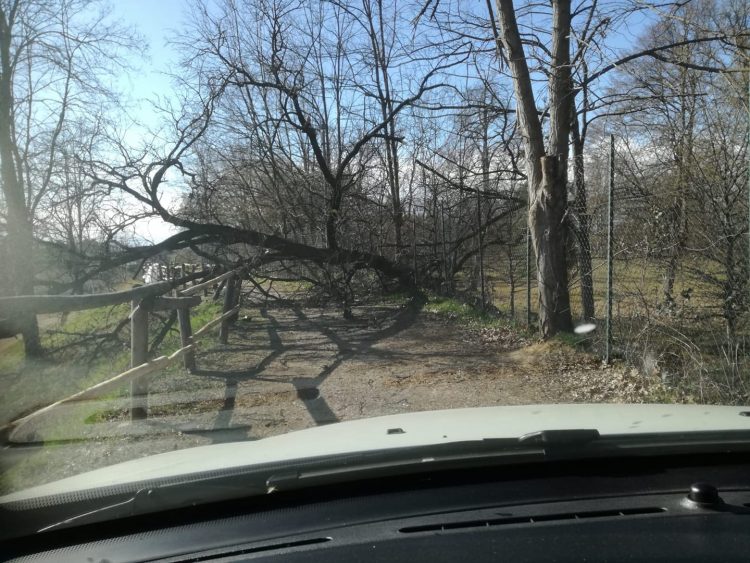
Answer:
[266,431,603,492]
[266,445,549,493]
[266,428,750,493]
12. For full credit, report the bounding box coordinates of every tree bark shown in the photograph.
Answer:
[534,157,574,334]
[325,187,342,251]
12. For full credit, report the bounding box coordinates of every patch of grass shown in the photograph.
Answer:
[155,299,223,379]
[57,303,130,339]
[0,339,24,373]
[424,294,505,328]
[2,298,225,423]
[1,297,246,492]
[0,441,67,494]
[191,300,223,331]
[379,290,412,305]
[1,304,133,425]
[490,256,724,322]
[552,330,591,348]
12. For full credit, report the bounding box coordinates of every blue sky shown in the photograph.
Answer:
[112,0,193,132]
[110,1,195,242]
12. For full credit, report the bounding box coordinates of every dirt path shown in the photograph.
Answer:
[150,298,558,438]
[1,297,662,493]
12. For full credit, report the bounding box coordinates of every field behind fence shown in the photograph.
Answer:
[486,141,749,405]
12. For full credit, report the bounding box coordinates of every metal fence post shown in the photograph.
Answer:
[441,202,449,291]
[605,134,615,364]
[477,190,485,310]
[230,274,242,322]
[412,212,418,286]
[526,215,531,331]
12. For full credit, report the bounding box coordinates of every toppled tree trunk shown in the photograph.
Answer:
[74,219,418,303]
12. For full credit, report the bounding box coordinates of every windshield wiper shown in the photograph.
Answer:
[265,428,750,493]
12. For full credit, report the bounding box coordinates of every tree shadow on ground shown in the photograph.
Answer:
[188,296,424,440]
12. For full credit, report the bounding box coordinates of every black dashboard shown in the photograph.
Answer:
[3,452,750,562]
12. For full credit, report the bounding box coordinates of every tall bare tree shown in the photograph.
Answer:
[491,0,574,335]
[0,0,135,354]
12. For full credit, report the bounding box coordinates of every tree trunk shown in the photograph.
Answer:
[531,157,574,335]
[723,230,738,342]
[494,0,574,336]
[326,187,343,250]
[366,0,402,254]
[0,8,41,355]
[662,44,694,308]
[477,106,489,308]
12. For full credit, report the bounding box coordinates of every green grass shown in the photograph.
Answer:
[0,297,231,494]
[498,254,748,403]
[379,289,412,305]
[0,339,24,373]
[58,303,130,336]
[190,300,223,332]
[552,330,591,348]
[424,294,507,328]
[1,297,225,424]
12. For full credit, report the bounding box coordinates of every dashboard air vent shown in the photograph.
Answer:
[178,537,332,562]
[399,507,666,534]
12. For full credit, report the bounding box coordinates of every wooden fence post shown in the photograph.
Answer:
[130,299,149,421]
[213,279,227,301]
[230,274,242,322]
[219,272,236,344]
[177,306,196,372]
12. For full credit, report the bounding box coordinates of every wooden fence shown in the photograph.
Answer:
[0,268,245,437]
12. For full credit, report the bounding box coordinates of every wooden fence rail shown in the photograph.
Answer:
[0,269,209,316]
[179,270,235,296]
[1,268,245,435]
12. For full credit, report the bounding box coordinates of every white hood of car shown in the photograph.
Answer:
[3,403,750,502]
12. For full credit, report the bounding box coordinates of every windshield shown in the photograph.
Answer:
[0,0,748,502]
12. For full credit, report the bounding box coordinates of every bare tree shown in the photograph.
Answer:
[612,0,749,338]
[490,0,575,336]
[0,0,135,354]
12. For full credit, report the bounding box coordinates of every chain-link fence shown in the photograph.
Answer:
[488,135,750,404]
